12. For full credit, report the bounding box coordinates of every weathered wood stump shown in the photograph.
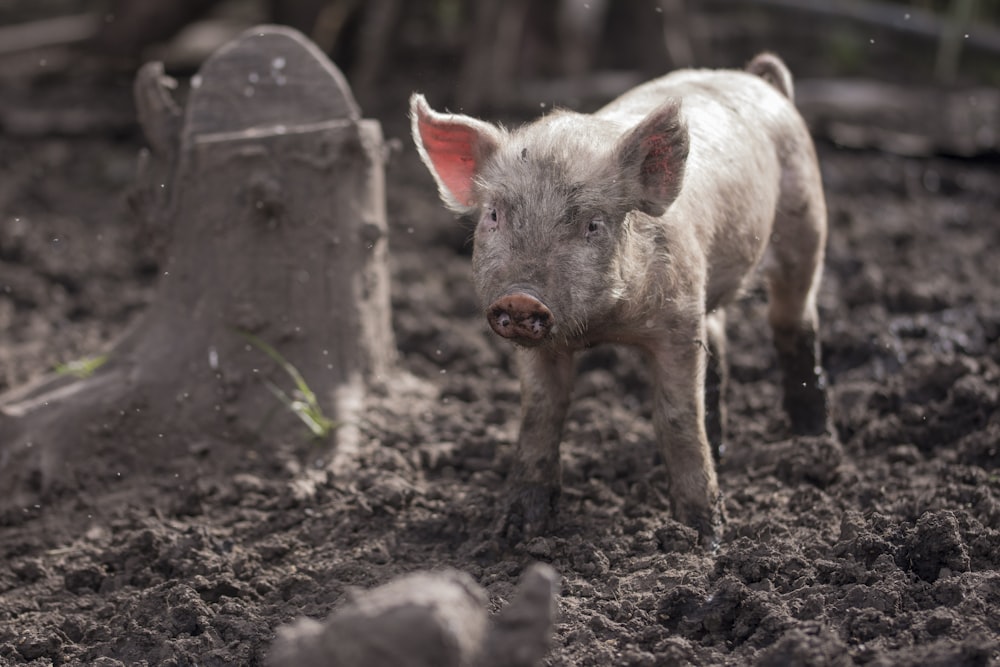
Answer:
[0,25,395,508]
[267,564,559,667]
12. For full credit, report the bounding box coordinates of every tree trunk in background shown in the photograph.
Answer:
[0,25,395,508]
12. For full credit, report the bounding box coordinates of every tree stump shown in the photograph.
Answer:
[0,25,395,509]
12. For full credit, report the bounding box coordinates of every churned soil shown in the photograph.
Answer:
[1,70,999,666]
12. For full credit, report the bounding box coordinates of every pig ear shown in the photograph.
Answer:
[410,94,502,213]
[616,100,689,216]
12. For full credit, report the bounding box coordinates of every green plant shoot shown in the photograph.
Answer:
[237,331,337,439]
[55,354,108,379]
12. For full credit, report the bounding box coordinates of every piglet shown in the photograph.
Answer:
[411,53,831,545]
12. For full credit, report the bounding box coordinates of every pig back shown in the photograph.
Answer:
[596,66,799,138]
[602,68,807,309]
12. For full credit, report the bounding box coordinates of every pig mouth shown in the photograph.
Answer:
[485,289,554,345]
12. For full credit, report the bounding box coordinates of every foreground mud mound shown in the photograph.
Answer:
[2,67,1000,667]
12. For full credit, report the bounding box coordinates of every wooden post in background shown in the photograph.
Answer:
[0,25,396,506]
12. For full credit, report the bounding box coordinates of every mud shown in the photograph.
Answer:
[1,68,1000,666]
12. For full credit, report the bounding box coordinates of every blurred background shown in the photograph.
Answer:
[0,0,998,118]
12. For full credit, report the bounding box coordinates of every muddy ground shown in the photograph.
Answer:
[2,36,1000,667]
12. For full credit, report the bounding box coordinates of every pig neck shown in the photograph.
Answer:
[588,207,704,348]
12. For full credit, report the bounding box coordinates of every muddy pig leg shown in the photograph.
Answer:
[648,322,723,545]
[767,154,832,436]
[704,309,728,462]
[501,346,575,542]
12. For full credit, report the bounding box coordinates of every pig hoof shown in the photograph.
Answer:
[691,514,723,552]
[674,497,724,551]
[499,483,559,544]
[787,395,833,437]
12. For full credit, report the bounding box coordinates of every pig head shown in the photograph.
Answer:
[410,53,831,546]
[410,95,688,347]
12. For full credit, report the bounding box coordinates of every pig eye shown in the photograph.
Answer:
[585,216,604,240]
[481,207,500,232]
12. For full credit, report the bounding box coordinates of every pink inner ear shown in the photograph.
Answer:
[640,133,677,197]
[417,116,482,207]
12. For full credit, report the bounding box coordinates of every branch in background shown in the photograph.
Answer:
[0,14,100,56]
[710,0,1000,55]
[935,0,978,83]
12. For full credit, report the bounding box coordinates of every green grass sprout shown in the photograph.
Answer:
[237,331,337,439]
[55,354,108,379]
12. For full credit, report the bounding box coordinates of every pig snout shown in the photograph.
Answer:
[487,292,554,343]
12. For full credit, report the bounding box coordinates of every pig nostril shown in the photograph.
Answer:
[487,292,554,342]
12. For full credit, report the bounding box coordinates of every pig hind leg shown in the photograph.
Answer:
[704,309,728,461]
[766,156,832,436]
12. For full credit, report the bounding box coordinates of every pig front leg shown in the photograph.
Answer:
[501,346,575,542]
[647,326,724,545]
